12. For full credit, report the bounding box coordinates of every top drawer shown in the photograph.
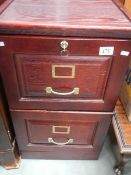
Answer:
[0,36,130,111]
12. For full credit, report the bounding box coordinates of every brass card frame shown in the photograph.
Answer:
[52,64,75,78]
[52,126,70,134]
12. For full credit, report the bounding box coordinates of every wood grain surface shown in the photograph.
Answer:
[0,36,130,111]
[0,0,130,38]
[0,0,131,160]
[11,109,112,159]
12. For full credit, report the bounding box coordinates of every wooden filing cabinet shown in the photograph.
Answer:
[0,0,131,159]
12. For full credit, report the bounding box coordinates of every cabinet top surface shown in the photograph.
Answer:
[0,0,131,38]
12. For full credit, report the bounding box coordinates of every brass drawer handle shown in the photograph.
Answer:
[48,138,73,145]
[45,87,79,95]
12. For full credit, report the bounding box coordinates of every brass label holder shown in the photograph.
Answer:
[52,126,70,134]
[52,64,75,79]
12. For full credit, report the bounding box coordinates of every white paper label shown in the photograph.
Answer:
[0,41,5,47]
[120,51,130,56]
[99,47,114,56]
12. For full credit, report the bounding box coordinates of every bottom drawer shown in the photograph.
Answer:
[11,110,112,159]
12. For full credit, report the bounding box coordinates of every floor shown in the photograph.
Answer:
[0,135,130,175]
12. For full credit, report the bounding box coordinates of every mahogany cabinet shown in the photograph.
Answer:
[10,110,111,159]
[0,0,131,159]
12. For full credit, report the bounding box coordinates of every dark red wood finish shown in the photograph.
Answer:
[11,110,112,159]
[14,54,111,99]
[0,0,131,160]
[0,0,130,38]
[0,36,130,111]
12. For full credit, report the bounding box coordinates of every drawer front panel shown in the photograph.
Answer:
[26,118,97,145]
[0,36,130,111]
[11,110,112,156]
[15,54,111,99]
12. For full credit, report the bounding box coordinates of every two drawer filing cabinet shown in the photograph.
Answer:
[0,0,131,159]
